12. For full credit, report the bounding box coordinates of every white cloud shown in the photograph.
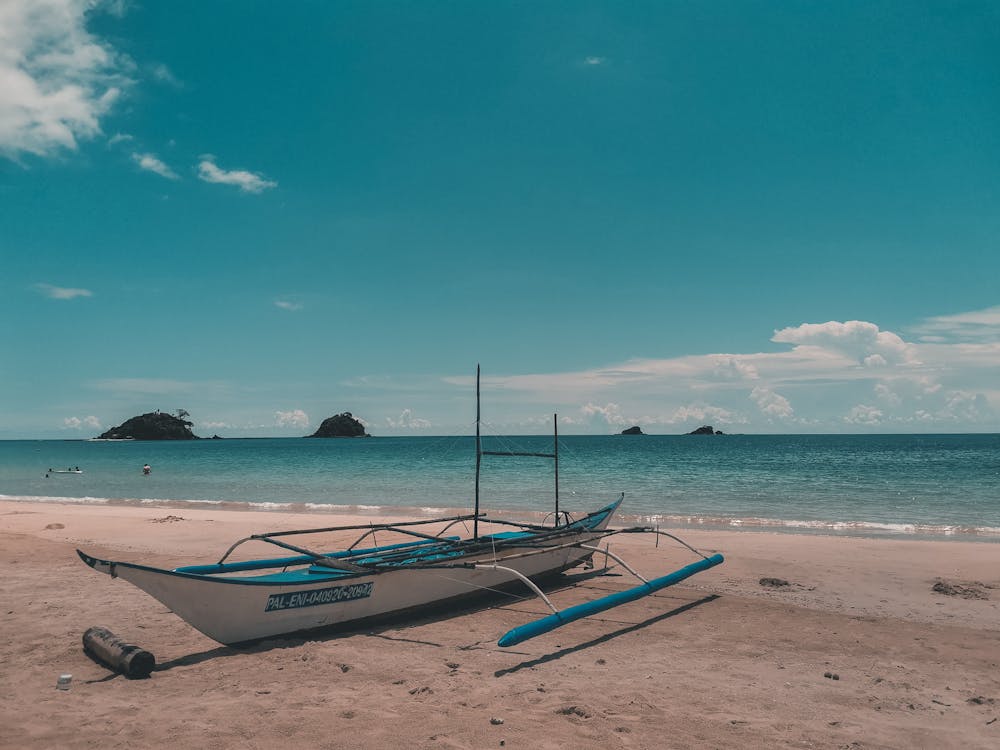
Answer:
[275,300,303,311]
[149,62,181,88]
[712,357,759,381]
[275,409,309,428]
[669,404,739,425]
[34,282,93,299]
[62,415,101,430]
[844,404,883,425]
[385,409,431,429]
[580,402,627,427]
[911,305,1000,343]
[132,151,178,180]
[772,320,913,366]
[0,0,128,159]
[750,387,794,419]
[584,56,606,66]
[197,157,277,193]
[874,383,902,407]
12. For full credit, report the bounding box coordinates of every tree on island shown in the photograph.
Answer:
[307,412,370,438]
[97,410,200,440]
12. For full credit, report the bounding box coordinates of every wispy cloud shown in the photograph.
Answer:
[62,415,101,430]
[131,151,178,180]
[385,409,431,430]
[197,156,277,193]
[149,62,182,88]
[275,409,309,428]
[910,305,1000,343]
[274,299,303,311]
[34,282,93,299]
[0,0,129,160]
[583,56,606,66]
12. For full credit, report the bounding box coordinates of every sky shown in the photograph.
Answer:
[1,0,999,439]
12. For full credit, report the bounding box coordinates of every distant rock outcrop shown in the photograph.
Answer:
[98,412,199,440]
[686,425,725,435]
[621,426,644,435]
[308,412,369,438]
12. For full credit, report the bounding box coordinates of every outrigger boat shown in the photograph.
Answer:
[78,368,723,647]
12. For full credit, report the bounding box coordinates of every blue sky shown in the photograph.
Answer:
[2,0,998,438]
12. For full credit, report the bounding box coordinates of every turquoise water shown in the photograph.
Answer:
[1,434,998,539]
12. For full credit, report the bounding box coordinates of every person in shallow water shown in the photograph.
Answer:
[142,464,151,475]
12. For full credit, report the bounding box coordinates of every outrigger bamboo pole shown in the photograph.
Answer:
[497,552,725,647]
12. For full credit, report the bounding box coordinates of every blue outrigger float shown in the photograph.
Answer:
[79,367,723,647]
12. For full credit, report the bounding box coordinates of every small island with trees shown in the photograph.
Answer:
[96,409,371,440]
[307,412,369,438]
[686,425,725,435]
[97,410,199,440]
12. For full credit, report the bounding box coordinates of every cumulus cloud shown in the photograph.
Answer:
[580,402,626,427]
[0,0,128,160]
[62,415,101,430]
[844,404,883,425]
[669,404,739,425]
[773,320,913,366]
[712,357,759,381]
[131,151,178,179]
[750,387,794,419]
[34,282,92,299]
[197,157,277,193]
[385,409,431,429]
[275,409,309,428]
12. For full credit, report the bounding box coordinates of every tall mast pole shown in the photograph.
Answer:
[553,413,559,526]
[474,364,481,541]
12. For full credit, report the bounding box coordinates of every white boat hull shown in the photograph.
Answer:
[79,502,619,645]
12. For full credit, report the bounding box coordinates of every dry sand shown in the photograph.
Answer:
[1,499,998,749]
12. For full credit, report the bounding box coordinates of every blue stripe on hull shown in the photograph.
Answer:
[497,553,724,647]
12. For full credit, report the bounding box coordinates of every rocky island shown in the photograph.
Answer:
[307,412,369,438]
[686,425,725,435]
[97,411,199,440]
[621,426,644,435]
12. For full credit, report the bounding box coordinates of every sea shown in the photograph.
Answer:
[1,433,998,541]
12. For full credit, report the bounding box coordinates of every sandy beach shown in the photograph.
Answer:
[1,500,997,749]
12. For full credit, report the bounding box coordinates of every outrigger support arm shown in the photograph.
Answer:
[497,552,724,648]
[474,563,558,614]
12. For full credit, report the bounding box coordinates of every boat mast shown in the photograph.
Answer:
[553,413,559,526]
[474,364,482,541]
[476,366,561,530]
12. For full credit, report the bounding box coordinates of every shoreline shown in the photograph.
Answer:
[2,499,998,748]
[3,493,999,543]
